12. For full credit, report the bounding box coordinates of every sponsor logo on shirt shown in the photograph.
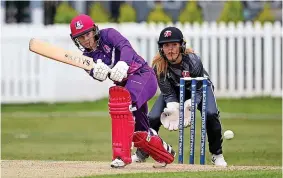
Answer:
[182,70,190,77]
[103,45,111,53]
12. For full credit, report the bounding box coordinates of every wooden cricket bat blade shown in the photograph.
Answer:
[29,38,93,70]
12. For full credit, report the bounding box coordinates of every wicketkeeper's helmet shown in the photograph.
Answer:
[158,27,186,56]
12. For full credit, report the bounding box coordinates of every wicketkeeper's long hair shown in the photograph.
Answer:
[152,48,195,79]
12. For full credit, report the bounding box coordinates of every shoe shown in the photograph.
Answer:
[131,148,149,163]
[211,154,227,167]
[153,161,167,168]
[110,157,127,168]
[163,141,176,158]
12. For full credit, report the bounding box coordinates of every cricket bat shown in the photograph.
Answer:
[29,38,94,70]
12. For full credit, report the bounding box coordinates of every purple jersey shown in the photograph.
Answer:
[83,28,147,74]
[83,28,158,132]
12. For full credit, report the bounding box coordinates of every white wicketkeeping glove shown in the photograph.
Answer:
[110,61,129,82]
[184,99,191,127]
[92,59,111,81]
[160,102,180,131]
[160,100,192,131]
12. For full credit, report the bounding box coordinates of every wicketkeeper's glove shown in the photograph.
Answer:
[160,100,191,131]
[184,99,191,127]
[160,102,179,131]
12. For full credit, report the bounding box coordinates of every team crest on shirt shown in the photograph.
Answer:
[75,20,84,30]
[182,70,190,77]
[103,45,111,53]
[164,30,172,37]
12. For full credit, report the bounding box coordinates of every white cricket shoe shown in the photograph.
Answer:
[131,154,145,163]
[131,148,149,163]
[211,154,227,167]
[110,158,126,168]
[131,150,167,168]
[153,162,167,168]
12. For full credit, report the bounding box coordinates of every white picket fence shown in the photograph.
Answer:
[1,22,282,103]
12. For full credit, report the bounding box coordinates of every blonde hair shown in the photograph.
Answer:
[152,48,195,78]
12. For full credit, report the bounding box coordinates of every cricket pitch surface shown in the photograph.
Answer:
[2,160,281,178]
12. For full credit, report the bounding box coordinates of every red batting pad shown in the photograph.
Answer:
[133,131,175,164]
[109,86,135,164]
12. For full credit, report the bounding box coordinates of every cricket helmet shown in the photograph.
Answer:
[69,14,100,51]
[158,26,186,54]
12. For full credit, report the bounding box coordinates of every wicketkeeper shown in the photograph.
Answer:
[69,14,175,168]
[132,26,227,167]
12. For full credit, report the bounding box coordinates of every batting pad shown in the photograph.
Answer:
[133,131,175,164]
[109,86,135,164]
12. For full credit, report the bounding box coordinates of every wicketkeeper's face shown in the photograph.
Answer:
[77,30,97,50]
[162,42,181,61]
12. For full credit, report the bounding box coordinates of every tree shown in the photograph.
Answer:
[147,3,172,23]
[178,0,203,24]
[89,2,111,23]
[118,2,136,23]
[54,2,78,24]
[217,1,244,24]
[254,3,275,24]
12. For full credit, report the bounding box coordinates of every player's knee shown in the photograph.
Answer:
[206,110,222,131]
[206,109,219,120]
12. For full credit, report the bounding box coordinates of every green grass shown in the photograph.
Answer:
[1,97,282,177]
[81,170,282,178]
[2,115,281,166]
[1,97,282,114]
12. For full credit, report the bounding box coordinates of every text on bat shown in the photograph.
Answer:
[65,54,91,66]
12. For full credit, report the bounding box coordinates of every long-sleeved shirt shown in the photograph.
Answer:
[83,28,148,75]
[155,53,210,105]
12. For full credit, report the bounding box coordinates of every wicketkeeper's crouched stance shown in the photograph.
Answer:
[70,14,175,168]
[132,27,227,167]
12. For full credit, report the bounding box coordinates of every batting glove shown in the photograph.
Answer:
[110,61,129,82]
[91,59,111,81]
